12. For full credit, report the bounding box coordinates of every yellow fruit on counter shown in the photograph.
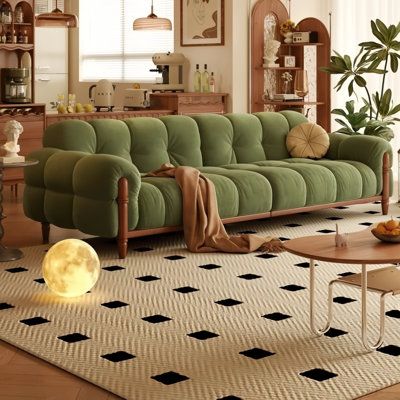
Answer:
[384,219,399,231]
[390,228,400,236]
[83,103,93,112]
[75,103,84,113]
[57,104,67,114]
[375,223,387,235]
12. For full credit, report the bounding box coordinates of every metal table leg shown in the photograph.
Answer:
[310,258,335,335]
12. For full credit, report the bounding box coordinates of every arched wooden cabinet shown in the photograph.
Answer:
[251,0,331,131]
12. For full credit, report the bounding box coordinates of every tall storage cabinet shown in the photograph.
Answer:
[251,0,331,131]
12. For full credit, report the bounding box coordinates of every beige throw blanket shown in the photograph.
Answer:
[147,164,283,253]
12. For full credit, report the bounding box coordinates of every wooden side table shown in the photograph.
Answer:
[0,160,38,261]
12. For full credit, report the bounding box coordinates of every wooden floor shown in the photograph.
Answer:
[0,187,399,399]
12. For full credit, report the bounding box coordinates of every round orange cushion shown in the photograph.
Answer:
[286,122,329,159]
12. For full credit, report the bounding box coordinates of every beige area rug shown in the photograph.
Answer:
[1,202,400,400]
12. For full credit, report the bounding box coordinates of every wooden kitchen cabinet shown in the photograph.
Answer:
[150,92,228,115]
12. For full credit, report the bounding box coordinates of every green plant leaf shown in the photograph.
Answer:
[354,75,367,87]
[380,89,392,116]
[371,20,387,44]
[376,19,389,41]
[387,103,400,116]
[348,80,354,97]
[345,100,355,114]
[390,52,399,72]
[343,55,352,69]
[331,108,347,117]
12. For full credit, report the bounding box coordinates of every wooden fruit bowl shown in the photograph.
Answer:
[371,228,400,243]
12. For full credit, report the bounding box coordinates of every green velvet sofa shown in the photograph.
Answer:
[23,111,392,258]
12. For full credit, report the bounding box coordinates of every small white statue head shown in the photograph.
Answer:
[2,120,23,157]
[264,39,281,66]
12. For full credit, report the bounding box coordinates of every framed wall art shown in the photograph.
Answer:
[180,0,225,46]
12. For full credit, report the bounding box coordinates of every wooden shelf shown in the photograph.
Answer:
[261,101,324,106]
[14,22,32,26]
[0,43,33,50]
[280,42,324,46]
[258,66,302,70]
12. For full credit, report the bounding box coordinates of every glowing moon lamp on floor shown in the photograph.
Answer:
[42,239,100,298]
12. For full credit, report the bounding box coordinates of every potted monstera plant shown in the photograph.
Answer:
[321,19,400,141]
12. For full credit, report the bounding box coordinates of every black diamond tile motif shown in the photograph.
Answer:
[300,368,338,381]
[280,284,306,292]
[335,206,349,209]
[278,237,290,241]
[215,298,243,307]
[142,314,172,324]
[325,216,344,221]
[359,222,373,226]
[173,286,199,294]
[135,275,160,282]
[20,317,50,326]
[324,328,348,338]
[256,253,277,259]
[262,312,291,321]
[151,371,189,385]
[238,230,257,234]
[164,255,186,261]
[0,303,14,310]
[300,211,311,215]
[295,261,314,269]
[102,265,125,272]
[34,278,45,284]
[373,201,381,204]
[238,273,262,280]
[333,296,356,304]
[218,397,243,400]
[365,210,380,214]
[317,229,335,234]
[6,267,28,273]
[284,223,302,227]
[134,247,154,252]
[377,345,400,356]
[58,333,90,343]
[187,330,219,340]
[386,309,400,319]
[239,348,275,360]
[101,351,135,362]
[198,263,222,270]
[101,300,129,309]
[337,272,355,277]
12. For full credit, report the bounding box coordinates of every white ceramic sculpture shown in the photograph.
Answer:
[263,39,281,67]
[0,120,25,164]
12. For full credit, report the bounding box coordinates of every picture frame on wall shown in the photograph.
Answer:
[180,0,225,46]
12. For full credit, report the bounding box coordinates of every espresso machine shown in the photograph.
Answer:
[150,52,187,92]
[1,68,31,103]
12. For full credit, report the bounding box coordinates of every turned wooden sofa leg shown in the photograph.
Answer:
[118,178,129,259]
[42,222,50,244]
[381,152,390,215]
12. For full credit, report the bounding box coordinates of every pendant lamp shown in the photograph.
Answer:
[133,0,172,30]
[35,0,78,28]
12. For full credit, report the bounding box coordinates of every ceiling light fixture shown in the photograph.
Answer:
[35,0,78,28]
[133,0,172,31]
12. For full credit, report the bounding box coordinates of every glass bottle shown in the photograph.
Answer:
[193,64,201,92]
[5,28,11,43]
[23,29,28,44]
[17,29,23,44]
[15,5,23,23]
[1,26,5,43]
[202,64,210,93]
[12,28,17,43]
[209,72,216,93]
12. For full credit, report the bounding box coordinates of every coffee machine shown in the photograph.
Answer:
[1,68,31,103]
[150,52,187,92]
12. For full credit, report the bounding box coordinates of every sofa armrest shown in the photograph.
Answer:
[327,133,392,194]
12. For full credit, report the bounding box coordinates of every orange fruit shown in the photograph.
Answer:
[385,219,399,231]
[375,223,387,234]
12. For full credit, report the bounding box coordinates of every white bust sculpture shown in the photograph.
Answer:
[264,39,281,67]
[0,120,25,163]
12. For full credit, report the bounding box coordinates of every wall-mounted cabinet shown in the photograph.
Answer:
[251,0,331,131]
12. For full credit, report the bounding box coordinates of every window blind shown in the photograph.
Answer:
[79,0,174,82]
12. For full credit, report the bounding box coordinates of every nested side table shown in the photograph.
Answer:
[0,160,38,261]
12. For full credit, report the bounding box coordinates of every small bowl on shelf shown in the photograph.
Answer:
[371,228,400,243]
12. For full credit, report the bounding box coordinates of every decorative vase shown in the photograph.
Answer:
[283,31,293,44]
[283,81,290,94]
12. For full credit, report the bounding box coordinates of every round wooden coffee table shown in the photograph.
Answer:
[284,228,400,351]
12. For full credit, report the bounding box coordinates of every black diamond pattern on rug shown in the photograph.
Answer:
[278,237,290,241]
[325,216,343,221]
[142,314,172,324]
[317,229,335,234]
[238,230,257,234]
[294,261,318,269]
[365,210,380,214]
[262,312,291,321]
[151,371,189,385]
[300,368,338,381]
[284,223,302,227]
[58,333,90,343]
[215,298,243,307]
[280,284,306,292]
[33,278,45,284]
[164,255,186,261]
[337,272,355,277]
[324,328,348,338]
[102,265,125,272]
[101,351,136,362]
[333,296,356,304]
[239,348,275,360]
[377,345,400,356]
[238,273,262,280]
[386,309,400,319]
[6,267,28,273]
[173,286,199,294]
[135,275,160,282]
[20,317,50,326]
[218,396,243,400]
[134,247,154,252]
[187,330,219,340]
[256,253,277,259]
[335,206,349,209]
[101,301,129,309]
[359,222,373,226]
[198,264,222,270]
[0,303,14,310]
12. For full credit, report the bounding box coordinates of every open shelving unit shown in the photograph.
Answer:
[250,0,331,131]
